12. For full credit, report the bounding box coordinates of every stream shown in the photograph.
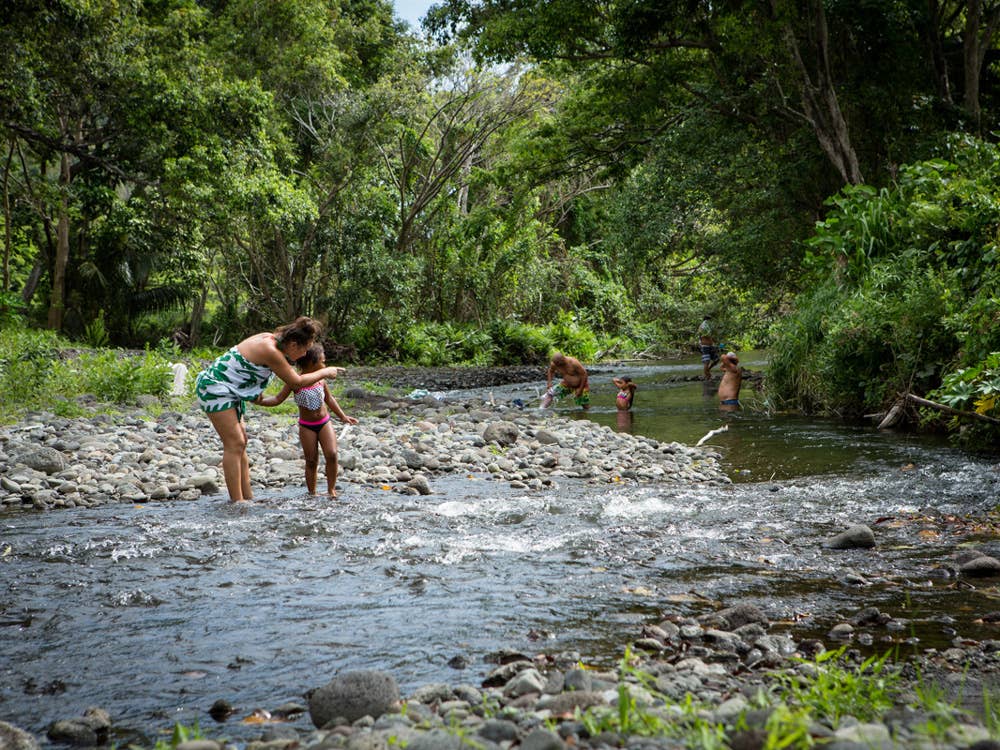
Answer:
[2,353,999,744]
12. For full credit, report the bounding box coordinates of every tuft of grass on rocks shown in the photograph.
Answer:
[148,721,211,750]
[574,648,729,746]
[770,647,899,728]
[569,646,986,748]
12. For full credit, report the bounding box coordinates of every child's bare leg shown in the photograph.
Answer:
[318,424,339,497]
[298,425,320,495]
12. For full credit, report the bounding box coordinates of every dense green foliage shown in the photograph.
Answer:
[0,328,174,419]
[768,136,1000,432]
[2,0,1000,435]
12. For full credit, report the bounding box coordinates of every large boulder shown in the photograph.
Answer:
[308,670,399,728]
[701,603,768,631]
[0,722,41,750]
[483,421,519,447]
[825,525,876,550]
[12,445,66,475]
[960,556,1000,577]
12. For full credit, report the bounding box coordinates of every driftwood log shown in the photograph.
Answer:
[878,392,1000,429]
[905,392,1000,424]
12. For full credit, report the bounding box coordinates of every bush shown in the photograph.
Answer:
[0,328,174,417]
[544,311,599,361]
[77,349,172,404]
[0,328,65,411]
[769,135,1000,420]
[398,322,496,366]
[488,319,551,365]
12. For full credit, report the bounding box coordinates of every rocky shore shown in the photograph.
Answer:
[0,385,729,512]
[3,375,1000,749]
[10,599,1000,750]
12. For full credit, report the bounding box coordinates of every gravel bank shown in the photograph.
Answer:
[0,386,728,511]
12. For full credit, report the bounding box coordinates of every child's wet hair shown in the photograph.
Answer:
[296,343,325,367]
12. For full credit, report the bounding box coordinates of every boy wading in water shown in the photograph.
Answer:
[718,352,743,411]
[256,344,358,496]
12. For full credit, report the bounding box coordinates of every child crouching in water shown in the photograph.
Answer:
[256,344,358,496]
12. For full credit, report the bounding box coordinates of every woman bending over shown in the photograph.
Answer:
[195,317,343,501]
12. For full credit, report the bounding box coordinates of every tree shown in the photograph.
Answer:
[0,1,149,329]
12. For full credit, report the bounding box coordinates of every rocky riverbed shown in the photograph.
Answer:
[10,598,1000,750]
[0,384,728,511]
[4,375,1000,749]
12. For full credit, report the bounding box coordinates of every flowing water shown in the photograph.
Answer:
[2,353,999,744]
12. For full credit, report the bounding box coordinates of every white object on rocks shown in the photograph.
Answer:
[169,363,188,396]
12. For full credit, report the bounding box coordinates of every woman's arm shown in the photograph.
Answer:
[256,384,292,407]
[248,336,343,388]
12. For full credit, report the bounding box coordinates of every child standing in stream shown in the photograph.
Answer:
[613,376,637,411]
[256,344,358,497]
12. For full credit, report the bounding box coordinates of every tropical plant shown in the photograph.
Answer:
[769,136,1000,420]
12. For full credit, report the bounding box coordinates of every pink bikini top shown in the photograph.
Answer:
[293,382,325,410]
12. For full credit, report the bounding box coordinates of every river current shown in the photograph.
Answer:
[2,354,999,744]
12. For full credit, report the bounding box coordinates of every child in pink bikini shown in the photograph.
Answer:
[256,344,358,496]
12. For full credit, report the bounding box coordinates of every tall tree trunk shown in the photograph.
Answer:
[47,150,71,330]
[965,0,983,129]
[189,283,207,347]
[16,145,56,307]
[457,150,473,215]
[925,0,953,103]
[773,0,864,185]
[21,255,44,304]
[2,137,13,295]
[963,0,1000,131]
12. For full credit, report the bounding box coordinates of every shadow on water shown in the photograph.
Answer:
[2,353,1000,742]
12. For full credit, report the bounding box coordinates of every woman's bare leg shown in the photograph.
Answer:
[208,409,251,501]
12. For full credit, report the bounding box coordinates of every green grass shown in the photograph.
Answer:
[568,646,998,749]
[770,647,899,728]
[0,328,175,422]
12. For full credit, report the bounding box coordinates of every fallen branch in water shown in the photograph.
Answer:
[905,393,1000,425]
[696,424,729,446]
[876,399,907,430]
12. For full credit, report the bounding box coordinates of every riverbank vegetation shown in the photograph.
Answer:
[2,1,1000,438]
[0,329,177,419]
[767,137,1000,440]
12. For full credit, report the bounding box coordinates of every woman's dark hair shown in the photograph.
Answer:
[275,316,322,348]
[296,343,324,367]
